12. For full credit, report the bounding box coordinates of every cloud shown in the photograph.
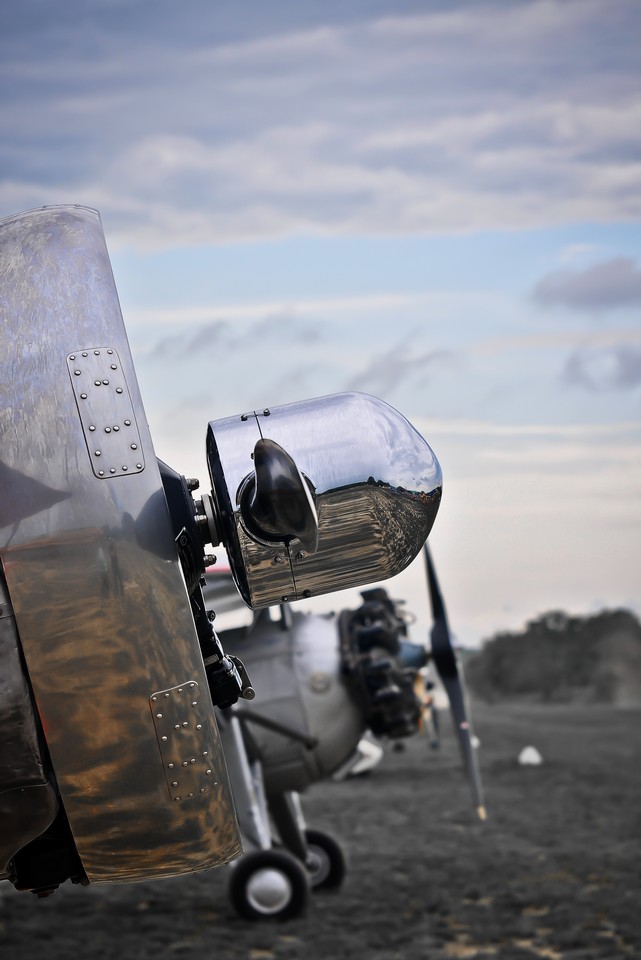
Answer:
[422,418,641,439]
[150,319,233,359]
[125,293,425,330]
[346,344,456,397]
[532,258,641,312]
[564,344,641,391]
[1,1,641,247]
[148,310,323,364]
[248,311,323,345]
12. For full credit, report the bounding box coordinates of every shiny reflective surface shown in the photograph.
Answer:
[0,570,58,877]
[207,393,442,608]
[245,438,319,553]
[246,868,293,915]
[0,206,240,881]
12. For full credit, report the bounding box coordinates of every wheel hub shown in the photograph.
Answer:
[306,845,331,887]
[245,867,293,915]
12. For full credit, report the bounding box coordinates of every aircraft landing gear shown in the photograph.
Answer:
[228,849,310,921]
[304,828,346,890]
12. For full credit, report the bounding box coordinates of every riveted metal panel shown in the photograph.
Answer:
[67,348,145,479]
[150,681,220,802]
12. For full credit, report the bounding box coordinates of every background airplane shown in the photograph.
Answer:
[202,544,485,920]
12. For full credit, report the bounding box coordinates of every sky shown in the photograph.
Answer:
[1,0,640,646]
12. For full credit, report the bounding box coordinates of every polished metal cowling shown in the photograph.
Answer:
[0,206,241,884]
[207,393,442,608]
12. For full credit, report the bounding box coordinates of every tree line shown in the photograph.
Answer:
[463,608,641,704]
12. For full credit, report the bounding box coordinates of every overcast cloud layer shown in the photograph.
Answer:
[1,0,640,642]
[2,0,641,247]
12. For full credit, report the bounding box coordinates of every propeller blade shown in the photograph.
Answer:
[424,544,487,821]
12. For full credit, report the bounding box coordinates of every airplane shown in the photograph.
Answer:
[0,205,443,898]
[201,544,485,920]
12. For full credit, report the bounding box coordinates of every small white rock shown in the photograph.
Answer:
[518,745,543,766]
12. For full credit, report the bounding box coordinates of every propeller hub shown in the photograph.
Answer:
[241,438,319,554]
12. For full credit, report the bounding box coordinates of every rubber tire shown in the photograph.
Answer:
[304,829,347,890]
[228,849,310,921]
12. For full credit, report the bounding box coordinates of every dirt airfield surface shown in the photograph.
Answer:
[2,702,639,960]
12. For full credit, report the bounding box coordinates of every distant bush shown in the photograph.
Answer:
[465,609,641,704]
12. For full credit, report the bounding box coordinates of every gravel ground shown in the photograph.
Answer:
[2,702,639,960]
